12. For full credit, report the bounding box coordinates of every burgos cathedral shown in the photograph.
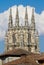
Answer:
[5,7,40,53]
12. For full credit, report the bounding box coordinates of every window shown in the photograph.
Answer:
[12,34,16,43]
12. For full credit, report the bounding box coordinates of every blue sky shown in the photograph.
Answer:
[0,0,44,53]
[0,0,44,13]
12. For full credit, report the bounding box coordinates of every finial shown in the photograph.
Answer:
[32,8,34,17]
[25,7,28,19]
[16,7,19,18]
[26,7,27,13]
[10,8,12,16]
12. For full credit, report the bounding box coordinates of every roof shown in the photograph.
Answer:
[0,48,30,59]
[3,53,44,65]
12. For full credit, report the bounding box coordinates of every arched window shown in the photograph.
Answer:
[12,34,16,43]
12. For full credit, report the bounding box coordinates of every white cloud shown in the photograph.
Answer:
[0,5,44,40]
[35,11,44,35]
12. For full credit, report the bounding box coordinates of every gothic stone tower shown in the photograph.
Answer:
[5,7,40,53]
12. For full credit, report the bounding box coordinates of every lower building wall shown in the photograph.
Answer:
[0,59,2,65]
[4,57,20,64]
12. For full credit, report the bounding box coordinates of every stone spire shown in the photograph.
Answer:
[30,8,36,53]
[8,8,13,29]
[31,8,35,30]
[15,7,19,27]
[25,7,28,26]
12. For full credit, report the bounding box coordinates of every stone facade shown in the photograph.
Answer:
[5,7,40,53]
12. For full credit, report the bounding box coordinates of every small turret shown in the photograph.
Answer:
[35,30,40,53]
